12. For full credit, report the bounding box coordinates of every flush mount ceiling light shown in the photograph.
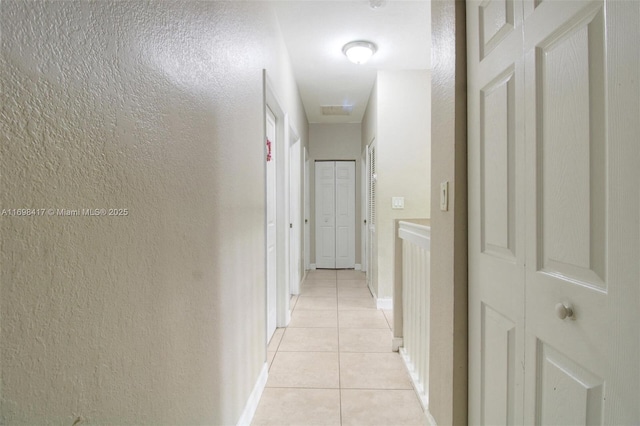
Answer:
[342,41,377,65]
[369,0,387,9]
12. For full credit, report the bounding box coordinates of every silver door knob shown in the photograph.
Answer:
[555,302,574,320]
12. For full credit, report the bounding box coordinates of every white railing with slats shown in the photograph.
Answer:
[395,220,431,411]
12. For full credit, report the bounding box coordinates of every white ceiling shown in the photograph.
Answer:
[273,0,431,124]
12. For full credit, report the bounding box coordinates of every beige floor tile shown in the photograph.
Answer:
[382,310,394,329]
[306,269,337,280]
[303,279,337,288]
[338,297,377,311]
[336,279,369,288]
[337,270,366,280]
[252,388,341,426]
[267,328,285,352]
[340,353,412,389]
[339,310,390,329]
[289,310,338,328]
[295,296,338,311]
[267,352,340,388]
[300,286,337,298]
[339,328,393,353]
[340,390,427,426]
[338,287,373,299]
[279,327,338,352]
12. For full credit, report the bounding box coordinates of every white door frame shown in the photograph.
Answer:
[264,71,290,336]
[286,115,301,295]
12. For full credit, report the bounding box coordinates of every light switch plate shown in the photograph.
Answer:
[392,197,405,209]
[440,181,449,211]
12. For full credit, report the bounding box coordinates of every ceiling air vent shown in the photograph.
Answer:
[321,105,354,116]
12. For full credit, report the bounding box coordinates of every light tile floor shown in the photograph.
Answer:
[252,270,428,426]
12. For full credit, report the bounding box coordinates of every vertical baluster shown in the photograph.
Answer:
[402,240,410,362]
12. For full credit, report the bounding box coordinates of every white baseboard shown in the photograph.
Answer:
[310,264,317,270]
[376,297,392,310]
[425,409,437,426]
[354,263,362,271]
[236,362,268,426]
[392,337,403,352]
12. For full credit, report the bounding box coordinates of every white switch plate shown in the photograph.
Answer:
[392,197,405,209]
[440,181,449,211]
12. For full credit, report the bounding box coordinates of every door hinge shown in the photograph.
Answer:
[290,223,293,229]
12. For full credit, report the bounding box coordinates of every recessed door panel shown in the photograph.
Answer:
[481,67,517,261]
[535,341,604,426]
[481,303,517,426]
[479,0,515,59]
[535,6,606,289]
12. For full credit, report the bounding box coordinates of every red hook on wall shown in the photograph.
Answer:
[266,139,272,162]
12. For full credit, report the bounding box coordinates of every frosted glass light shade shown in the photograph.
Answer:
[342,41,377,65]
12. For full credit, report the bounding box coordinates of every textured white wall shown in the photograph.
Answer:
[375,70,432,300]
[0,1,306,424]
[308,123,362,265]
[362,79,378,153]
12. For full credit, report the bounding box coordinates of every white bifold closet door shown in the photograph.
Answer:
[315,161,355,269]
[467,0,639,424]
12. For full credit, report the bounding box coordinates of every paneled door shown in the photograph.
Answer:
[265,107,277,343]
[315,161,356,269]
[467,1,526,422]
[468,0,639,424]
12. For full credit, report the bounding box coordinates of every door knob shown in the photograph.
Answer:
[555,302,574,320]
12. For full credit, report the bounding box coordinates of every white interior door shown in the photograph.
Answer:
[289,135,301,294]
[467,1,526,423]
[468,0,639,424]
[304,149,310,271]
[335,161,355,269]
[265,107,277,343]
[521,1,638,423]
[361,148,367,273]
[315,161,336,269]
[315,161,355,269]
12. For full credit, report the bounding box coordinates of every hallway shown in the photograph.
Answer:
[252,270,428,425]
